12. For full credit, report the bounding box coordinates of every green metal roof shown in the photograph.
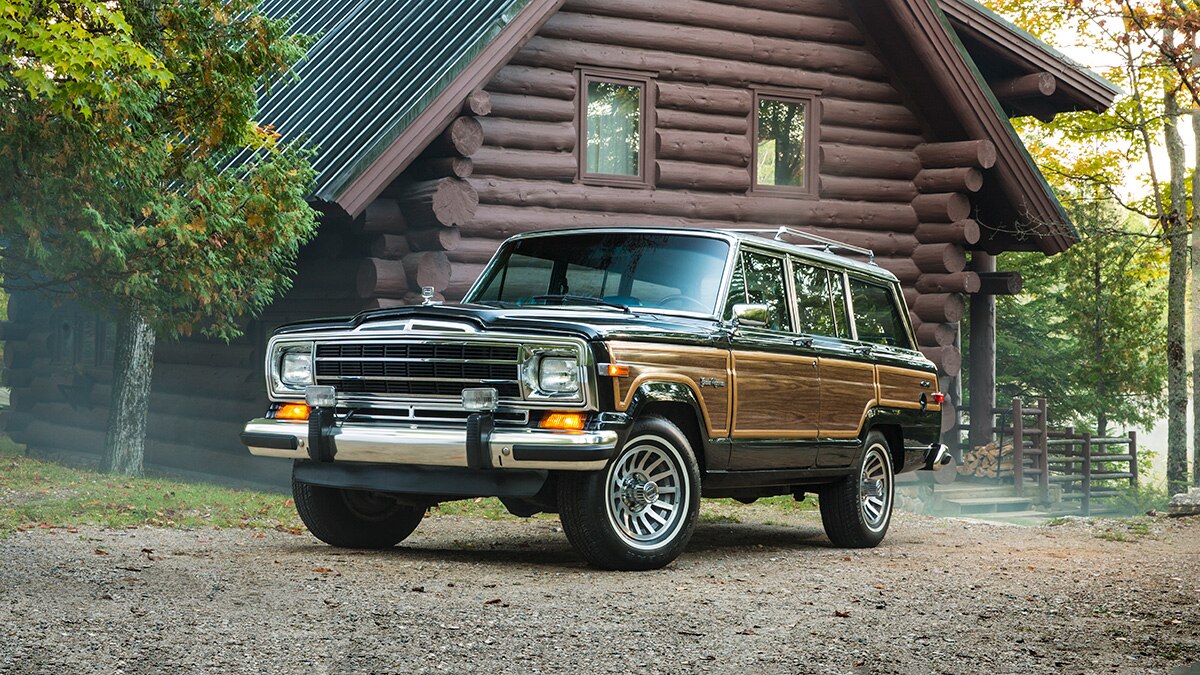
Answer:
[258,0,531,204]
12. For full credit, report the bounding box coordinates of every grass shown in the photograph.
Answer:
[0,433,822,536]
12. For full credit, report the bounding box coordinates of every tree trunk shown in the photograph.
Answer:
[1164,78,1190,495]
[101,305,156,476]
[1192,107,1200,486]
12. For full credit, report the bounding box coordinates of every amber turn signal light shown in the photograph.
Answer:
[276,403,311,421]
[606,364,630,377]
[540,412,586,430]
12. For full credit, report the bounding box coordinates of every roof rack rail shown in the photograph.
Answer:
[726,226,876,264]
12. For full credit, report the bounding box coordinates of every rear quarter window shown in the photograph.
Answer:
[848,277,911,349]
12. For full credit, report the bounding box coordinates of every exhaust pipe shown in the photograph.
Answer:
[923,444,952,471]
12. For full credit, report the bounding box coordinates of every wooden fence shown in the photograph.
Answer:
[1047,429,1138,516]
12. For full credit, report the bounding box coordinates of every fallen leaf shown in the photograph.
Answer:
[410,585,425,593]
[737,628,756,635]
[94,549,109,556]
[485,598,503,605]
[834,611,851,618]
[312,567,333,574]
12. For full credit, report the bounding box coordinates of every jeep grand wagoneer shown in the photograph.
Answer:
[241,227,950,570]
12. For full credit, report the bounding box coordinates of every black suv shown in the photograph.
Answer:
[241,227,949,570]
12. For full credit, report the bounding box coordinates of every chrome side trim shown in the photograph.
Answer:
[242,419,618,471]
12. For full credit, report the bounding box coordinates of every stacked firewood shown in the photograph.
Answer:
[957,441,1015,478]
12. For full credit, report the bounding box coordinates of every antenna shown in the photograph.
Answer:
[726,227,876,264]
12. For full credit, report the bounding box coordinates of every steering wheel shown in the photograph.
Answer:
[657,294,709,313]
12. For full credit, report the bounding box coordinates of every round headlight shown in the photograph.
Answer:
[280,350,314,387]
[538,356,579,393]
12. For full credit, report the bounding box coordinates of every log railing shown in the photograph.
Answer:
[1046,429,1138,516]
[996,397,1050,504]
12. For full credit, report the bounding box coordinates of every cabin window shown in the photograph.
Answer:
[753,90,818,196]
[580,70,650,186]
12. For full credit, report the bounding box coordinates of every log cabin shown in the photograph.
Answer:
[1,0,1117,486]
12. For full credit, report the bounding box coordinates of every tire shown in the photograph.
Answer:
[818,430,894,548]
[292,481,426,549]
[558,416,701,570]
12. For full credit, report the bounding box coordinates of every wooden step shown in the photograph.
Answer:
[940,495,1033,515]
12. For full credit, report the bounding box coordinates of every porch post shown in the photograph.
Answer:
[968,252,996,451]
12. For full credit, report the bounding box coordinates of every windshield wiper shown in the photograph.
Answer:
[529,294,631,313]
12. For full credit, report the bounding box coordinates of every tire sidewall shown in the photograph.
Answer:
[858,434,894,537]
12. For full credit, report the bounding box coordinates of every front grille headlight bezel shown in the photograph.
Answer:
[521,346,587,402]
[269,341,315,396]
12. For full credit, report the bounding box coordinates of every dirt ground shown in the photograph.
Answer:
[1,508,1198,674]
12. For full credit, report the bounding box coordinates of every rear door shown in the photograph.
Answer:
[814,270,877,466]
[847,274,938,418]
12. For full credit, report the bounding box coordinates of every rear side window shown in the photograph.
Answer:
[848,277,911,348]
[792,262,849,338]
[725,250,792,332]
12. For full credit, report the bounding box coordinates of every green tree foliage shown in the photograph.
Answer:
[994,205,1168,435]
[0,0,319,473]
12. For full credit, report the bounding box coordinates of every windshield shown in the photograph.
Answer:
[466,232,731,315]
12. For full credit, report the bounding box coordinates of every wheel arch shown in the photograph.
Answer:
[626,381,710,475]
[864,422,905,473]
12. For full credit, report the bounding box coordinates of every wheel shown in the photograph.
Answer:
[818,430,894,548]
[292,480,426,549]
[557,416,701,570]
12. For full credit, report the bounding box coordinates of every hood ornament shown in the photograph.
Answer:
[421,286,441,306]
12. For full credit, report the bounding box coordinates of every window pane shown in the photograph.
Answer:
[586,80,641,177]
[793,263,837,336]
[849,277,909,347]
[756,98,806,188]
[724,251,791,332]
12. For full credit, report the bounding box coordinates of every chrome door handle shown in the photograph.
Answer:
[793,336,814,348]
[852,345,874,355]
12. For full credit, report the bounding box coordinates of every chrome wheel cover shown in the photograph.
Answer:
[859,444,893,533]
[604,434,689,550]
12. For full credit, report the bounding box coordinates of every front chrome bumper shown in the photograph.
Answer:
[240,417,619,471]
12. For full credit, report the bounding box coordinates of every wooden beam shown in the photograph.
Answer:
[915,140,997,169]
[486,92,576,122]
[914,167,982,193]
[976,271,1023,295]
[486,65,578,99]
[462,89,492,116]
[968,252,997,449]
[655,160,751,192]
[992,72,1056,101]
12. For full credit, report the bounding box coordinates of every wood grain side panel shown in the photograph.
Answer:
[608,341,731,435]
[877,364,941,411]
[731,351,820,438]
[817,358,876,438]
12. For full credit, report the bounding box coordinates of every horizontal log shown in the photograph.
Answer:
[370,233,411,259]
[561,0,864,44]
[657,129,751,166]
[460,206,919,256]
[655,108,749,135]
[409,156,474,181]
[542,12,885,80]
[915,271,981,294]
[427,116,484,157]
[920,345,962,376]
[820,125,923,150]
[394,178,479,228]
[444,264,490,301]
[874,257,920,283]
[486,65,578,100]
[819,144,920,180]
[471,146,577,181]
[818,175,916,202]
[656,160,751,192]
[446,237,504,265]
[992,72,1056,100]
[727,0,849,18]
[284,260,362,298]
[822,98,922,133]
[655,81,752,115]
[913,243,967,273]
[478,117,576,152]
[298,231,345,261]
[468,177,919,231]
[912,193,971,223]
[486,92,575,122]
[915,167,982,194]
[512,37,901,103]
[356,258,408,299]
[914,219,980,245]
[361,199,406,234]
[0,321,32,341]
[406,226,462,252]
[402,251,452,293]
[911,293,965,323]
[977,271,1024,295]
[915,140,997,170]
[915,322,957,347]
[462,89,492,116]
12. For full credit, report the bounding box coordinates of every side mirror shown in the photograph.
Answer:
[731,303,769,328]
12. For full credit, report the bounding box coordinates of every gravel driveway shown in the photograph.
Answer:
[1,508,1197,674]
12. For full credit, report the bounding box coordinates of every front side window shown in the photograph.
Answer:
[582,73,646,183]
[848,277,911,348]
[724,250,791,332]
[754,91,816,195]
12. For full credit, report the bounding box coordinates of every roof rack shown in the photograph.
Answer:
[727,226,876,264]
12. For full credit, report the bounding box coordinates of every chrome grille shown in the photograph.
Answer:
[313,341,522,400]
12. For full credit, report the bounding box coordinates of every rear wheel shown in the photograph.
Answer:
[558,416,700,570]
[292,481,426,549]
[818,430,894,548]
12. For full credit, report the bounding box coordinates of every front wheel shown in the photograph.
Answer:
[293,481,426,549]
[818,430,894,548]
[558,416,701,570]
